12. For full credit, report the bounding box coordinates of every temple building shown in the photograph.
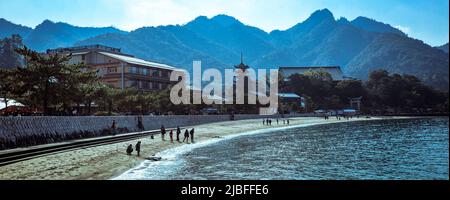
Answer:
[46,44,180,91]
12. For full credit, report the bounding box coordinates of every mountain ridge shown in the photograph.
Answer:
[0,9,448,90]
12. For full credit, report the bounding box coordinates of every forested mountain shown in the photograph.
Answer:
[1,9,448,90]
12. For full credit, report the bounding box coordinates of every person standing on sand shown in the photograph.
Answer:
[176,126,181,142]
[169,130,174,143]
[276,118,279,125]
[263,119,265,125]
[135,141,141,157]
[161,125,166,141]
[126,144,133,155]
[287,119,290,125]
[190,128,195,143]
[183,129,190,143]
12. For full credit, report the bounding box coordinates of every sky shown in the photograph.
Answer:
[0,0,448,46]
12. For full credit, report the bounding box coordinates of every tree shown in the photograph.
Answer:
[286,70,334,110]
[335,80,367,106]
[15,46,98,115]
[366,69,447,113]
[0,68,17,111]
[0,34,23,69]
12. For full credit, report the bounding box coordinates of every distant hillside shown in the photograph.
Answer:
[1,9,448,90]
[24,20,126,51]
[346,33,449,90]
[0,18,32,39]
[77,27,225,70]
[350,16,406,36]
[0,18,126,52]
[436,43,449,53]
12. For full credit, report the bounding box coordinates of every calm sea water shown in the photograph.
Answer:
[115,117,449,180]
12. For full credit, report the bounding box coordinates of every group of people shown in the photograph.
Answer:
[124,125,196,157]
[323,114,355,120]
[126,141,141,156]
[262,118,290,126]
[160,125,195,144]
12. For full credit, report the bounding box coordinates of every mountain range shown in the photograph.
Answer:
[0,9,448,90]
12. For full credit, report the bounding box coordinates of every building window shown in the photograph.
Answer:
[161,71,167,78]
[142,68,149,76]
[152,70,160,77]
[107,67,117,73]
[130,66,138,74]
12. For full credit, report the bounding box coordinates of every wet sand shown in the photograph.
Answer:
[0,116,411,180]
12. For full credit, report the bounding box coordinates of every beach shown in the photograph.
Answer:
[0,116,412,180]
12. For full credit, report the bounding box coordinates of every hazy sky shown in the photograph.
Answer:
[0,0,448,46]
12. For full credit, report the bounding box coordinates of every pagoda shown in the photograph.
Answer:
[234,53,249,72]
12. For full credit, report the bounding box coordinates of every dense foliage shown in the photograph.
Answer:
[283,70,448,114]
[0,34,23,68]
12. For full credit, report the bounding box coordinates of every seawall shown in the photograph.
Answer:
[0,114,314,138]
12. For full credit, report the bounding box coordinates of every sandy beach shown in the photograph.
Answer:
[0,116,412,180]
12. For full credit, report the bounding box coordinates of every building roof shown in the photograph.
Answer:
[71,52,90,56]
[0,98,24,110]
[98,51,178,71]
[278,93,301,98]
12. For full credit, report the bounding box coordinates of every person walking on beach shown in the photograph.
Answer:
[161,125,166,141]
[135,141,141,157]
[287,119,290,125]
[183,129,190,143]
[276,118,279,125]
[190,128,195,143]
[169,130,174,143]
[126,144,133,155]
[263,119,265,125]
[176,126,181,142]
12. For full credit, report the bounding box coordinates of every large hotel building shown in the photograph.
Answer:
[47,45,179,91]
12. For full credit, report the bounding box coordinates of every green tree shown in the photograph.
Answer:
[0,68,17,111]
[0,35,23,69]
[15,46,98,115]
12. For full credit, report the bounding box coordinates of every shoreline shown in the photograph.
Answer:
[0,116,421,180]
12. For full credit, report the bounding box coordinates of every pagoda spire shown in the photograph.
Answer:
[235,52,249,72]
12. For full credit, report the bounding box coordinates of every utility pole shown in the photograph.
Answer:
[121,62,125,90]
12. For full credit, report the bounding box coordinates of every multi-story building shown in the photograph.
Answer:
[47,44,179,91]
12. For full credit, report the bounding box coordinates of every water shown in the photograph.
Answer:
[115,118,449,180]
